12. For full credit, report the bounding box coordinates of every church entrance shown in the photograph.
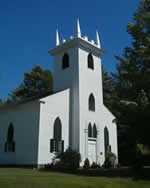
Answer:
[88,140,96,164]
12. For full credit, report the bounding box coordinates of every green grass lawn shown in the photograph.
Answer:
[0,168,150,188]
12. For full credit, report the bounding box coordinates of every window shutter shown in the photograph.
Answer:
[57,141,62,152]
[61,140,64,152]
[108,145,111,152]
[50,139,54,152]
[12,142,15,152]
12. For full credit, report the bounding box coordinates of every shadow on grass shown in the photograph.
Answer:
[1,164,150,181]
[40,167,150,181]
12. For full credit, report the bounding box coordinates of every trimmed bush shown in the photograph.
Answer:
[91,162,101,169]
[83,158,90,169]
[103,152,117,168]
[55,148,81,171]
[116,163,121,168]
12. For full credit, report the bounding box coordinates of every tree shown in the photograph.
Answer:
[6,98,12,104]
[113,0,150,100]
[11,65,53,101]
[102,68,117,112]
[0,98,2,104]
[112,0,150,164]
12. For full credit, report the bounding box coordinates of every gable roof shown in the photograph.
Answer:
[0,91,54,110]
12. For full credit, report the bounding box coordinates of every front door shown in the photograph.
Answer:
[88,140,96,164]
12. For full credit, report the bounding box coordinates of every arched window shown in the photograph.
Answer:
[54,117,62,140]
[93,124,97,138]
[88,53,94,70]
[5,123,15,152]
[89,94,95,111]
[88,123,92,137]
[104,127,109,154]
[62,53,69,69]
[7,123,14,142]
[50,117,64,153]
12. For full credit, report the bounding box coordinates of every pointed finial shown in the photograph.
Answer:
[56,29,60,46]
[96,31,101,48]
[76,19,81,38]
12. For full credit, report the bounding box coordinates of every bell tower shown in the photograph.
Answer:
[49,20,104,163]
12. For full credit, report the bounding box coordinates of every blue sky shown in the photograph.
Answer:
[0,0,139,101]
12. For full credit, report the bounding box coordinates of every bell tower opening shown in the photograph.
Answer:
[62,53,69,69]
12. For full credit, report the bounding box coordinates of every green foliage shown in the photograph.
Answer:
[137,144,150,155]
[137,89,149,108]
[56,148,81,171]
[11,65,53,102]
[113,0,150,101]
[103,158,112,169]
[103,152,117,168]
[102,68,117,112]
[6,98,12,104]
[131,148,143,172]
[111,0,150,165]
[0,98,2,104]
[83,158,90,169]
[116,163,121,168]
[90,162,101,169]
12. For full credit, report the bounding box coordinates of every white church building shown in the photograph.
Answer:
[0,20,118,167]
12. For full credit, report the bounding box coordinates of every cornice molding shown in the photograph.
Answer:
[49,37,103,57]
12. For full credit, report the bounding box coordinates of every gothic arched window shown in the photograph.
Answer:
[62,53,69,69]
[104,127,109,154]
[5,123,15,152]
[50,117,64,153]
[89,93,95,111]
[7,123,14,142]
[88,123,92,137]
[93,124,97,138]
[54,117,62,140]
[88,53,94,70]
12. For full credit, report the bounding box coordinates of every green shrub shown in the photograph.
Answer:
[116,163,121,168]
[83,158,90,169]
[91,162,101,169]
[103,158,112,168]
[103,152,117,168]
[132,149,143,171]
[56,148,81,171]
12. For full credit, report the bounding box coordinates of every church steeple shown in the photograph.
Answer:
[50,20,103,55]
[55,29,60,46]
[76,19,81,38]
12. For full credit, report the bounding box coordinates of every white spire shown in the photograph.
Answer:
[76,19,81,38]
[96,31,101,48]
[55,29,60,46]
